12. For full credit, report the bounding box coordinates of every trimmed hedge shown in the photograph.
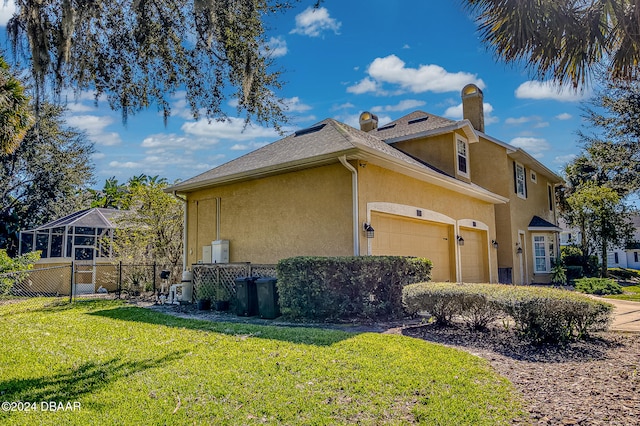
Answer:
[574,278,623,295]
[276,256,432,321]
[403,283,613,342]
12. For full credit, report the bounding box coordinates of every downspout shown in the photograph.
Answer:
[172,191,188,271]
[216,197,221,241]
[339,156,360,256]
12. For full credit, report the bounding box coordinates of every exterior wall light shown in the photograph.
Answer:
[516,243,523,254]
[492,240,499,249]
[457,235,465,246]
[363,222,375,238]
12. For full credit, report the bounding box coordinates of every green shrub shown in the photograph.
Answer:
[565,266,584,281]
[0,250,41,295]
[574,278,623,295]
[402,282,613,343]
[276,256,432,321]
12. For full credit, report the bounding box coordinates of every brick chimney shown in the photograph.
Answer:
[461,84,484,133]
[359,111,378,132]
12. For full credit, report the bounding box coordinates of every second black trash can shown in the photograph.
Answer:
[256,277,280,319]
[235,277,258,316]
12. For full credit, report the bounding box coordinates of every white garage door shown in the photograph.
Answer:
[370,212,453,282]
[459,227,489,283]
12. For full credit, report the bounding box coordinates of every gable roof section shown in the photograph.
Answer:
[528,215,562,232]
[375,111,479,143]
[168,118,507,204]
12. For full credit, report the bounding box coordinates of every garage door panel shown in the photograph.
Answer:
[371,212,452,282]
[460,228,488,283]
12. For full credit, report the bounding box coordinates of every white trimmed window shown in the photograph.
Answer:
[533,234,551,273]
[531,171,537,183]
[456,138,469,177]
[515,162,527,198]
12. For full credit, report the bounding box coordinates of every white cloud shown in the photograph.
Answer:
[554,154,577,165]
[348,55,485,95]
[229,141,269,151]
[109,161,143,169]
[290,7,341,37]
[0,0,15,26]
[515,81,590,102]
[347,77,379,95]
[505,116,537,125]
[371,99,426,113]
[263,36,288,58]
[331,102,354,111]
[284,96,312,113]
[66,114,122,146]
[92,152,106,160]
[509,137,551,158]
[556,113,573,120]
[141,133,197,149]
[444,102,496,125]
[181,117,281,141]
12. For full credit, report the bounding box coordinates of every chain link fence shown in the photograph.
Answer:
[0,262,182,310]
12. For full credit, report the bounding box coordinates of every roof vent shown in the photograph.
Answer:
[359,111,378,132]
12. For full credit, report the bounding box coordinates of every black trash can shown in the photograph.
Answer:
[235,277,258,316]
[256,277,280,319]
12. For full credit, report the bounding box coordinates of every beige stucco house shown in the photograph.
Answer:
[168,84,563,284]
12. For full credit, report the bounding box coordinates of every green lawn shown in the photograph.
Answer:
[606,285,640,302]
[0,300,523,425]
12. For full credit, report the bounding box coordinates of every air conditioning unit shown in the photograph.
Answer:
[212,240,229,263]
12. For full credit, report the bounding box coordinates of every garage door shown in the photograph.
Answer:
[370,212,453,282]
[459,227,488,283]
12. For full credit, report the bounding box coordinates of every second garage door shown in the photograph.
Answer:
[459,227,489,283]
[370,212,454,282]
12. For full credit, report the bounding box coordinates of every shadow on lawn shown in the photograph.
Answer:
[88,306,357,346]
[0,351,186,404]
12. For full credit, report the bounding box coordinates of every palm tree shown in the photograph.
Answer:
[0,57,33,154]
[464,0,640,88]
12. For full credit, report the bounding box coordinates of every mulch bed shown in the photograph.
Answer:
[402,324,640,425]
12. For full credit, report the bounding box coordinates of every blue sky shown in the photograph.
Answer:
[1,1,594,187]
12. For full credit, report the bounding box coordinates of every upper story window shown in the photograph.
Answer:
[531,171,537,183]
[456,138,469,178]
[514,162,527,198]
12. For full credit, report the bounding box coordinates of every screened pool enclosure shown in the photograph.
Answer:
[18,208,127,295]
[19,208,125,261]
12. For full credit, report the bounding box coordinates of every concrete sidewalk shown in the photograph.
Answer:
[597,297,640,333]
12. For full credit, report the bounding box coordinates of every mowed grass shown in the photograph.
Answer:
[0,300,523,425]
[606,285,640,302]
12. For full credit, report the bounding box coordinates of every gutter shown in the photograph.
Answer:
[172,191,188,271]
[339,155,360,256]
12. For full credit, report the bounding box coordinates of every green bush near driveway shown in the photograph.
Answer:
[574,277,623,295]
[277,256,432,321]
[403,283,613,343]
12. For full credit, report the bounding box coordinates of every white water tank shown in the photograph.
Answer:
[212,240,229,263]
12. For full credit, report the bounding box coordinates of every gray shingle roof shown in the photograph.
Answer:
[374,111,456,141]
[170,118,431,191]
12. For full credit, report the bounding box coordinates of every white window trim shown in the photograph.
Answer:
[532,233,551,273]
[515,162,527,199]
[455,136,470,178]
[531,171,537,183]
